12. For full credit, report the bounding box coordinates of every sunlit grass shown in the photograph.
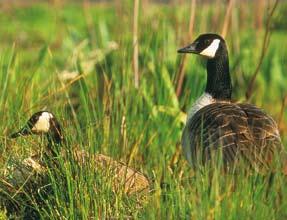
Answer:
[0,2,287,219]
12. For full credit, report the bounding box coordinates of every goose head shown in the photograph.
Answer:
[177,33,231,100]
[177,33,227,59]
[10,111,63,146]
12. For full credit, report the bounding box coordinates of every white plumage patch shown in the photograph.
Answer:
[187,93,215,122]
[199,39,220,58]
[32,112,53,133]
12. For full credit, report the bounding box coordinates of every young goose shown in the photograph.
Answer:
[178,33,285,172]
[9,111,150,195]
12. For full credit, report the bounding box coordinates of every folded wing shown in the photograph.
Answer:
[182,102,284,171]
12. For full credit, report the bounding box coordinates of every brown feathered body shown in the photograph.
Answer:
[182,102,285,171]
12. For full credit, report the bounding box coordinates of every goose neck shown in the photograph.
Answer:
[205,53,232,100]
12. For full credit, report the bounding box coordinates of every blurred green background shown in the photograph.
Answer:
[0,0,287,219]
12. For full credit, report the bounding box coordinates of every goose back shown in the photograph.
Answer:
[182,102,284,171]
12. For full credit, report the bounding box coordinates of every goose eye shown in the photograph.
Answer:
[205,39,211,44]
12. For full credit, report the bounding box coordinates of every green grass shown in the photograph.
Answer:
[0,1,287,219]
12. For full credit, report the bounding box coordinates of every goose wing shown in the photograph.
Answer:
[238,103,284,162]
[182,102,283,170]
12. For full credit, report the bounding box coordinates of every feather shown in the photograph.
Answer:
[182,102,285,172]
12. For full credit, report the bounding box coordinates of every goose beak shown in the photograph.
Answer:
[9,127,31,139]
[177,42,197,54]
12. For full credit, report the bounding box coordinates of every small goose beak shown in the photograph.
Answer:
[177,42,197,54]
[9,127,31,139]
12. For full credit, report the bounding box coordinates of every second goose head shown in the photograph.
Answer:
[178,33,231,101]
[10,111,63,154]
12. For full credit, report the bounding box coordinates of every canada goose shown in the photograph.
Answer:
[8,111,150,195]
[178,33,286,172]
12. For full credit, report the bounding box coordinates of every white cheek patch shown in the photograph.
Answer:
[199,39,220,58]
[32,112,53,133]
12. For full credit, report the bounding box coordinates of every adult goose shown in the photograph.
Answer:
[8,111,150,195]
[178,33,286,172]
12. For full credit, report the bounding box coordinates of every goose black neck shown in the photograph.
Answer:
[47,132,63,146]
[46,121,63,155]
[205,51,232,100]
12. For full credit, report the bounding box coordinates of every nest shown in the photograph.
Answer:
[0,151,150,217]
